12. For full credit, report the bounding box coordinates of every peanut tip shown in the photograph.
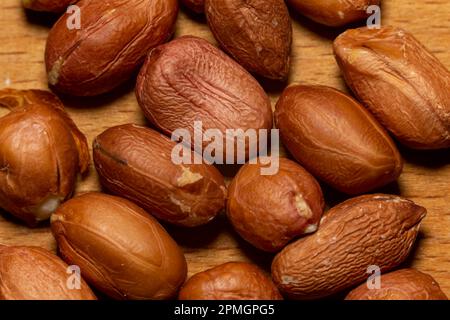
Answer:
[294,194,313,219]
[304,224,318,234]
[48,57,64,86]
[177,166,203,187]
[31,195,62,222]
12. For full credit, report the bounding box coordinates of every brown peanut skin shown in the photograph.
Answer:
[0,246,96,300]
[179,262,283,300]
[45,0,178,96]
[51,192,188,300]
[93,124,226,227]
[286,0,380,27]
[22,0,76,12]
[227,158,325,252]
[274,85,403,195]
[272,194,426,300]
[0,89,89,226]
[136,36,273,159]
[181,0,204,13]
[334,26,450,149]
[346,269,448,300]
[205,0,292,80]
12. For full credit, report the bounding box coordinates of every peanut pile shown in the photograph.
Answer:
[0,0,449,301]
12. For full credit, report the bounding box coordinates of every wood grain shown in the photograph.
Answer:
[0,0,449,297]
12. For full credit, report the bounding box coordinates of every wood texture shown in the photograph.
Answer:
[0,0,449,297]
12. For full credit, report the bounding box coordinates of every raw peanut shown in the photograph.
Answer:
[286,0,380,27]
[45,0,178,96]
[51,192,188,300]
[93,124,226,227]
[0,89,89,226]
[22,0,75,12]
[181,0,204,13]
[179,262,283,300]
[205,0,292,80]
[272,194,426,299]
[274,85,403,195]
[227,157,324,252]
[0,246,96,300]
[346,268,448,300]
[136,36,273,160]
[334,26,450,149]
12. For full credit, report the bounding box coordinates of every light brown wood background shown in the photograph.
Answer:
[0,0,449,298]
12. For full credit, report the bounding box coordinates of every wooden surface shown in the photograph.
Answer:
[1,0,450,297]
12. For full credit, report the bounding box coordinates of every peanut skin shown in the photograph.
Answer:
[227,158,324,252]
[0,246,96,300]
[51,192,188,300]
[45,0,178,96]
[286,0,380,27]
[272,194,426,299]
[205,0,292,80]
[136,36,273,160]
[179,262,283,300]
[0,89,89,226]
[93,124,226,227]
[334,26,450,149]
[346,269,448,300]
[275,85,403,195]
[22,0,75,13]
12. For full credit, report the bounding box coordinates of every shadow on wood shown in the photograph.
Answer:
[286,5,368,41]
[402,230,426,268]
[24,8,59,28]
[163,212,227,249]
[215,163,243,180]
[179,4,207,25]
[56,72,138,110]
[233,229,276,273]
[256,76,289,97]
[399,146,450,169]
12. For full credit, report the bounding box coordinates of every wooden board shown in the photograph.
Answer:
[1,0,450,297]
